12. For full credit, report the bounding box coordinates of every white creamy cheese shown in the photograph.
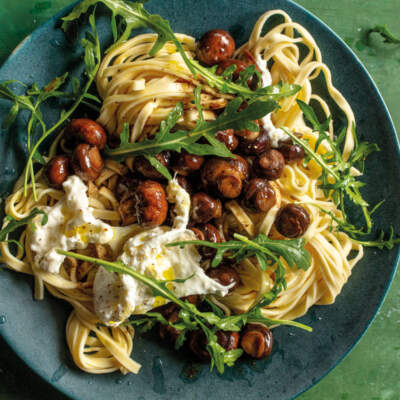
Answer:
[30,176,114,274]
[166,177,190,230]
[256,53,290,147]
[93,179,231,325]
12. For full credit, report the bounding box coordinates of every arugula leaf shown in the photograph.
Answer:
[58,248,311,373]
[62,0,195,68]
[245,307,312,332]
[351,227,400,250]
[62,0,301,101]
[286,100,381,234]
[367,25,400,44]
[105,98,277,160]
[0,9,102,202]
[0,208,48,249]
[31,11,100,200]
[168,232,311,306]
[1,101,19,129]
[286,101,400,248]
[119,122,130,145]
[145,155,173,180]
[174,330,187,350]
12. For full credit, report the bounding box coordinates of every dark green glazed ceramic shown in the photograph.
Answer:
[0,1,399,399]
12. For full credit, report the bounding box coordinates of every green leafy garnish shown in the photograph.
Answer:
[284,100,380,234]
[0,10,102,201]
[62,0,301,101]
[168,233,311,307]
[367,25,400,45]
[351,227,400,250]
[57,249,311,373]
[105,97,278,164]
[0,208,47,250]
[282,100,400,248]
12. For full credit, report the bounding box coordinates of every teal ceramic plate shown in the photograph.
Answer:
[0,1,399,399]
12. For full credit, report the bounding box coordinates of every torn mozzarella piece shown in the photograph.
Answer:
[30,176,114,274]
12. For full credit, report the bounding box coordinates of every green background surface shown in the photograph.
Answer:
[0,1,399,399]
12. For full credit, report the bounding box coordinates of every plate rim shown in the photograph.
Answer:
[0,1,399,399]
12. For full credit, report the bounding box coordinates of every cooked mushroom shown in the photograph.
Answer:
[175,175,193,194]
[275,204,310,238]
[173,151,204,176]
[190,223,222,258]
[255,149,285,180]
[240,324,273,359]
[215,129,239,151]
[134,151,171,179]
[190,193,222,224]
[216,330,240,351]
[216,59,249,80]
[244,178,276,212]
[46,155,71,187]
[239,128,271,155]
[135,180,169,226]
[206,264,240,290]
[196,29,235,66]
[65,118,107,150]
[201,155,249,198]
[278,143,305,163]
[189,329,240,361]
[71,143,104,181]
[217,58,259,88]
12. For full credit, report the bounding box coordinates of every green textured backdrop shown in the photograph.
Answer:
[0,1,399,399]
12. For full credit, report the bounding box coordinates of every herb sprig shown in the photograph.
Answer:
[0,11,102,201]
[62,0,301,101]
[284,100,380,234]
[105,96,278,163]
[168,233,311,307]
[0,208,48,250]
[57,248,311,373]
[282,101,400,249]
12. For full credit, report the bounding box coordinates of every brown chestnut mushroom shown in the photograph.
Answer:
[134,151,171,180]
[201,155,248,198]
[275,204,310,238]
[135,180,169,226]
[173,151,204,176]
[191,193,222,224]
[278,143,305,163]
[46,155,71,187]
[190,223,222,259]
[215,129,239,151]
[216,330,240,351]
[217,50,260,88]
[255,149,285,180]
[175,175,193,194]
[65,118,107,150]
[240,324,273,359]
[239,128,271,155]
[189,329,240,361]
[181,295,202,306]
[206,264,240,290]
[216,59,249,80]
[71,143,104,181]
[196,29,235,66]
[244,178,276,213]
